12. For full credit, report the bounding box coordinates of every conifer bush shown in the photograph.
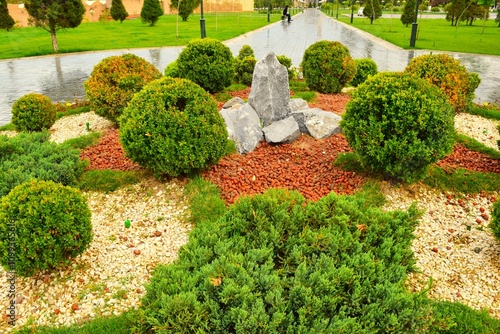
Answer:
[0,0,15,31]
[404,53,480,112]
[142,189,432,332]
[301,40,356,93]
[0,131,86,197]
[84,53,162,122]
[140,0,163,26]
[119,77,228,177]
[11,93,56,132]
[351,58,378,87]
[491,200,500,242]
[0,180,92,277]
[341,72,455,183]
[276,54,295,81]
[110,0,129,23]
[234,45,257,86]
[177,38,234,93]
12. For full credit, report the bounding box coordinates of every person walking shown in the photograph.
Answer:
[283,5,291,22]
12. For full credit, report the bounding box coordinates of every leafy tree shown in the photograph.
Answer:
[363,0,382,23]
[170,0,199,21]
[0,0,15,30]
[24,0,85,53]
[110,0,128,23]
[463,2,487,25]
[477,0,494,32]
[400,0,415,26]
[141,0,163,26]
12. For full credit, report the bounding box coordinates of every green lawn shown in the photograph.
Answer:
[0,12,281,60]
[332,13,500,55]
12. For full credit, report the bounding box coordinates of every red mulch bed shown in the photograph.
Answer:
[81,93,500,203]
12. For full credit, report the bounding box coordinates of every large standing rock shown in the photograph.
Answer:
[292,108,342,139]
[248,53,291,127]
[220,104,263,154]
[262,116,301,144]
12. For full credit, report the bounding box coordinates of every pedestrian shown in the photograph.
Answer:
[283,5,291,23]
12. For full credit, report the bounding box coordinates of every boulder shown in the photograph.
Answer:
[248,53,291,127]
[289,98,309,112]
[220,103,263,154]
[262,116,301,144]
[223,97,245,109]
[292,108,342,139]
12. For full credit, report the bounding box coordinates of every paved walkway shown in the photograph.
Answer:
[1,9,499,126]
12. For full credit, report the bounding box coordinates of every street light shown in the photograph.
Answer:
[200,0,206,38]
[350,0,355,23]
[336,0,339,18]
[409,0,420,47]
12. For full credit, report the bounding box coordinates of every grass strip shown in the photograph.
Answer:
[77,169,143,192]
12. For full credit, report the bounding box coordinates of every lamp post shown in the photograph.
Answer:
[267,0,270,22]
[200,0,206,38]
[350,0,355,23]
[409,0,420,47]
[336,0,339,18]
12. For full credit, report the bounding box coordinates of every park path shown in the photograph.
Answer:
[0,9,499,126]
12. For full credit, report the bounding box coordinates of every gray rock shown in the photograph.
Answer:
[292,108,342,139]
[220,104,263,154]
[248,52,291,127]
[223,97,245,109]
[262,116,301,144]
[289,98,309,112]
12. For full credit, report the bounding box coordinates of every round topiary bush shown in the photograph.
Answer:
[404,53,480,112]
[177,38,234,93]
[119,77,229,177]
[164,60,180,78]
[491,200,500,242]
[301,40,356,93]
[351,58,378,87]
[340,72,455,183]
[236,44,255,60]
[234,56,257,86]
[84,53,162,122]
[0,180,93,277]
[11,93,56,132]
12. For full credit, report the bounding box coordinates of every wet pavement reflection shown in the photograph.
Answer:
[1,9,499,126]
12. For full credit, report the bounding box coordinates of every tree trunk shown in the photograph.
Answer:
[50,28,59,53]
[481,11,487,34]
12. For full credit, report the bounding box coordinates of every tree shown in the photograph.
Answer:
[363,0,382,23]
[0,0,15,31]
[496,7,500,27]
[110,0,128,23]
[400,0,415,26]
[24,0,85,53]
[477,0,494,33]
[141,0,163,26]
[170,0,199,21]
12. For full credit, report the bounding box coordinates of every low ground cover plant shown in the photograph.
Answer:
[0,131,86,197]
[11,93,56,132]
[341,72,455,183]
[0,180,92,277]
[119,77,228,177]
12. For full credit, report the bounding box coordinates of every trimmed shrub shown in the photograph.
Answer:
[177,38,234,93]
[431,6,441,12]
[110,0,129,23]
[84,53,162,122]
[301,40,356,93]
[236,44,255,60]
[0,180,92,277]
[351,58,378,87]
[404,53,480,112]
[341,72,455,183]
[0,131,86,197]
[234,55,257,86]
[276,54,295,81]
[142,189,433,332]
[492,200,500,242]
[0,0,15,31]
[11,93,56,132]
[140,0,163,26]
[119,77,228,177]
[164,60,180,78]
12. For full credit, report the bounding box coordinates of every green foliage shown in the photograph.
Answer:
[119,77,228,177]
[491,200,500,244]
[234,55,257,86]
[0,180,92,277]
[62,132,101,150]
[170,0,199,21]
[140,0,163,26]
[466,103,500,121]
[11,93,56,132]
[405,53,480,113]
[237,44,255,59]
[351,58,378,87]
[24,0,85,52]
[142,188,432,332]
[276,54,295,81]
[184,177,227,225]
[401,0,415,26]
[455,133,500,160]
[0,131,86,197]
[77,170,142,192]
[431,6,441,12]
[301,40,356,93]
[164,60,180,78]
[341,72,455,183]
[84,53,162,122]
[177,38,234,93]
[423,166,500,194]
[362,0,382,24]
[0,0,14,31]
[110,0,128,23]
